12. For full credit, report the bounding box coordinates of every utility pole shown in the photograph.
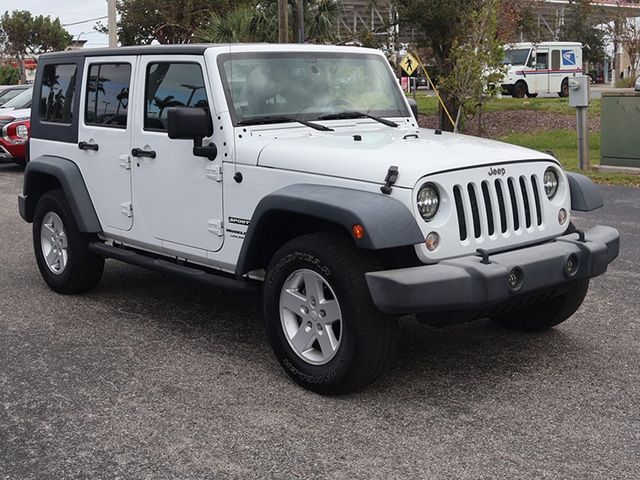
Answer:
[295,0,305,43]
[107,0,117,48]
[278,0,289,43]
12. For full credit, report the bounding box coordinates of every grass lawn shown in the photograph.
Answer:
[411,92,601,117]
[499,129,640,187]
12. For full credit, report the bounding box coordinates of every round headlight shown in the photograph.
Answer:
[417,183,440,221]
[543,168,559,199]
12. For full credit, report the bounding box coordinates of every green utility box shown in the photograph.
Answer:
[601,91,640,168]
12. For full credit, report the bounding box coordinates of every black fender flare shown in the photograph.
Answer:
[566,172,603,212]
[235,184,424,276]
[18,155,101,233]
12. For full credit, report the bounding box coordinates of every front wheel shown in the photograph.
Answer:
[513,81,527,98]
[33,190,104,294]
[263,233,397,394]
[491,280,589,332]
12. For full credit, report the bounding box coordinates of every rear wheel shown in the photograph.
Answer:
[491,280,589,332]
[263,233,398,394]
[33,190,104,294]
[513,81,527,98]
[558,78,569,97]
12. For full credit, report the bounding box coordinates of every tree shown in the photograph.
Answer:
[559,0,607,66]
[616,16,640,78]
[196,0,340,44]
[0,10,71,83]
[439,0,504,132]
[397,0,513,131]
[96,0,237,45]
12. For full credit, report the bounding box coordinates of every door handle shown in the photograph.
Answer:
[78,141,99,151]
[131,148,157,159]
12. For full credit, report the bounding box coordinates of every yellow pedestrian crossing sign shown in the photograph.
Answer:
[400,53,418,75]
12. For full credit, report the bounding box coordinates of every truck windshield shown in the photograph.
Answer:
[502,48,530,66]
[218,52,409,126]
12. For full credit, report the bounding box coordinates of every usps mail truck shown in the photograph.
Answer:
[500,42,583,98]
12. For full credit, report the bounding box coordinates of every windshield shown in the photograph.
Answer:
[0,87,28,105]
[2,87,33,109]
[218,52,409,125]
[502,48,530,65]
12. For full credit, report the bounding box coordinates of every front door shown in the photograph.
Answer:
[131,56,224,254]
[77,57,135,231]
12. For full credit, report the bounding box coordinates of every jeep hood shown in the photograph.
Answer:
[254,127,554,188]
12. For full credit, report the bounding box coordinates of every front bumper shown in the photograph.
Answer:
[366,225,619,314]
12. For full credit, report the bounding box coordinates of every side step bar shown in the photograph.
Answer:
[89,241,261,294]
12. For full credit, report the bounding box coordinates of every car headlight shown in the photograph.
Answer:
[543,168,559,199]
[417,183,440,221]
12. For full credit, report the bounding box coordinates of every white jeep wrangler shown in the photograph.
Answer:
[20,44,619,394]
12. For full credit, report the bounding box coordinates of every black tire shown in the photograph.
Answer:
[491,280,589,332]
[558,78,569,98]
[263,232,398,394]
[513,81,527,98]
[33,189,104,294]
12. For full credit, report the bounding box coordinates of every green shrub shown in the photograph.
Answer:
[615,76,637,88]
[0,65,19,85]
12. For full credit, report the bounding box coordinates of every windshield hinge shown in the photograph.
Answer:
[380,166,399,195]
[206,164,223,182]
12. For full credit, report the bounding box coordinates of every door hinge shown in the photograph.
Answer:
[120,202,133,217]
[208,219,224,236]
[119,154,132,170]
[205,164,223,182]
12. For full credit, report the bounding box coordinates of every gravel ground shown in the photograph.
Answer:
[1,162,639,479]
[418,110,601,139]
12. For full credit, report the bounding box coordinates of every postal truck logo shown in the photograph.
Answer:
[562,50,576,66]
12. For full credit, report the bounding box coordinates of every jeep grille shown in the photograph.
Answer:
[452,175,544,242]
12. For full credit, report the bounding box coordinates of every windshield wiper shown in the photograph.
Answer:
[318,111,398,128]
[237,115,334,132]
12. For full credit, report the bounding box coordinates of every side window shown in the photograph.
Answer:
[551,50,561,71]
[85,63,132,128]
[144,63,208,131]
[536,52,549,70]
[40,64,78,124]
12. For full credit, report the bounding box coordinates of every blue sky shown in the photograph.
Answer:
[10,0,110,47]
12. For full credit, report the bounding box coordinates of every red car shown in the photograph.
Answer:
[0,116,30,166]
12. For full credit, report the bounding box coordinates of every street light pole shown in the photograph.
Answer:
[278,0,289,43]
[107,0,117,48]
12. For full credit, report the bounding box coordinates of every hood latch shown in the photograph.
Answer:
[380,166,399,195]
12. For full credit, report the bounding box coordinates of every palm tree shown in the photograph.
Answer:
[196,0,341,44]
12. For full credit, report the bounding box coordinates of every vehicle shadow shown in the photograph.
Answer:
[89,260,589,400]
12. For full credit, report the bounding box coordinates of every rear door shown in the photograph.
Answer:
[130,55,224,254]
[77,57,135,231]
[534,48,550,93]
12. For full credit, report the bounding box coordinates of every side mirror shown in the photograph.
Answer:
[167,107,213,139]
[407,98,419,119]
[167,107,217,160]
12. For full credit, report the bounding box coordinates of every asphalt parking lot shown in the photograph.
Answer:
[1,162,639,479]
